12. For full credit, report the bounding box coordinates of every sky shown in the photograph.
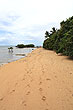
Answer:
[0,0,73,46]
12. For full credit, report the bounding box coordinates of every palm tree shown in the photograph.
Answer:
[50,27,56,34]
[45,31,50,39]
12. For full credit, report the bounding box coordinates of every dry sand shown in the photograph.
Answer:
[0,48,73,110]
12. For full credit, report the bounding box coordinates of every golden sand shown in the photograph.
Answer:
[0,48,73,110]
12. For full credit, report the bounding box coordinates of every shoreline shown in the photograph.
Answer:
[0,48,36,67]
[0,48,73,110]
[0,56,25,67]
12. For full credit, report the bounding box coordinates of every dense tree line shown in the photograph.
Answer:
[43,16,73,56]
[16,44,35,48]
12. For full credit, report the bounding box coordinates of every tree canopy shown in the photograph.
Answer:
[16,44,35,48]
[43,16,73,56]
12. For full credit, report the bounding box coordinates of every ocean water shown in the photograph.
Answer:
[0,46,35,65]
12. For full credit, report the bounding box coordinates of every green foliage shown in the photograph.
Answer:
[45,31,50,39]
[8,47,13,49]
[16,44,25,48]
[43,16,73,56]
[16,44,35,48]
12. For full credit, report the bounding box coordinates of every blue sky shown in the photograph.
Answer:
[0,0,73,46]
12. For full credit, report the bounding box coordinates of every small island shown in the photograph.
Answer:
[16,44,35,48]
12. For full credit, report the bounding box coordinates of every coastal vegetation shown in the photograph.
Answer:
[43,16,73,56]
[16,44,35,48]
[8,47,13,52]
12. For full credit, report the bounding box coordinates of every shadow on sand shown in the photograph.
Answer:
[66,56,73,60]
[57,53,73,61]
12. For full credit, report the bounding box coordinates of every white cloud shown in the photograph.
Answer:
[0,0,73,45]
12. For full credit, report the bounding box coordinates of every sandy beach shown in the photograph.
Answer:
[0,48,73,110]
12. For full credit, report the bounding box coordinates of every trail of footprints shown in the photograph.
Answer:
[0,75,54,110]
[38,77,50,110]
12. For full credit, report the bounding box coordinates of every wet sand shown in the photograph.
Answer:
[0,48,73,110]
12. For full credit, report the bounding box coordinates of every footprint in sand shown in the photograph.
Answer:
[22,78,25,81]
[42,70,44,73]
[55,76,57,78]
[22,101,27,106]
[31,79,33,82]
[39,88,43,92]
[29,70,32,74]
[42,96,46,101]
[70,73,72,75]
[24,103,27,106]
[39,81,42,85]
[27,84,30,87]
[15,82,18,86]
[46,78,51,81]
[26,91,30,95]
[27,71,29,74]
[0,97,3,101]
[10,89,15,94]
